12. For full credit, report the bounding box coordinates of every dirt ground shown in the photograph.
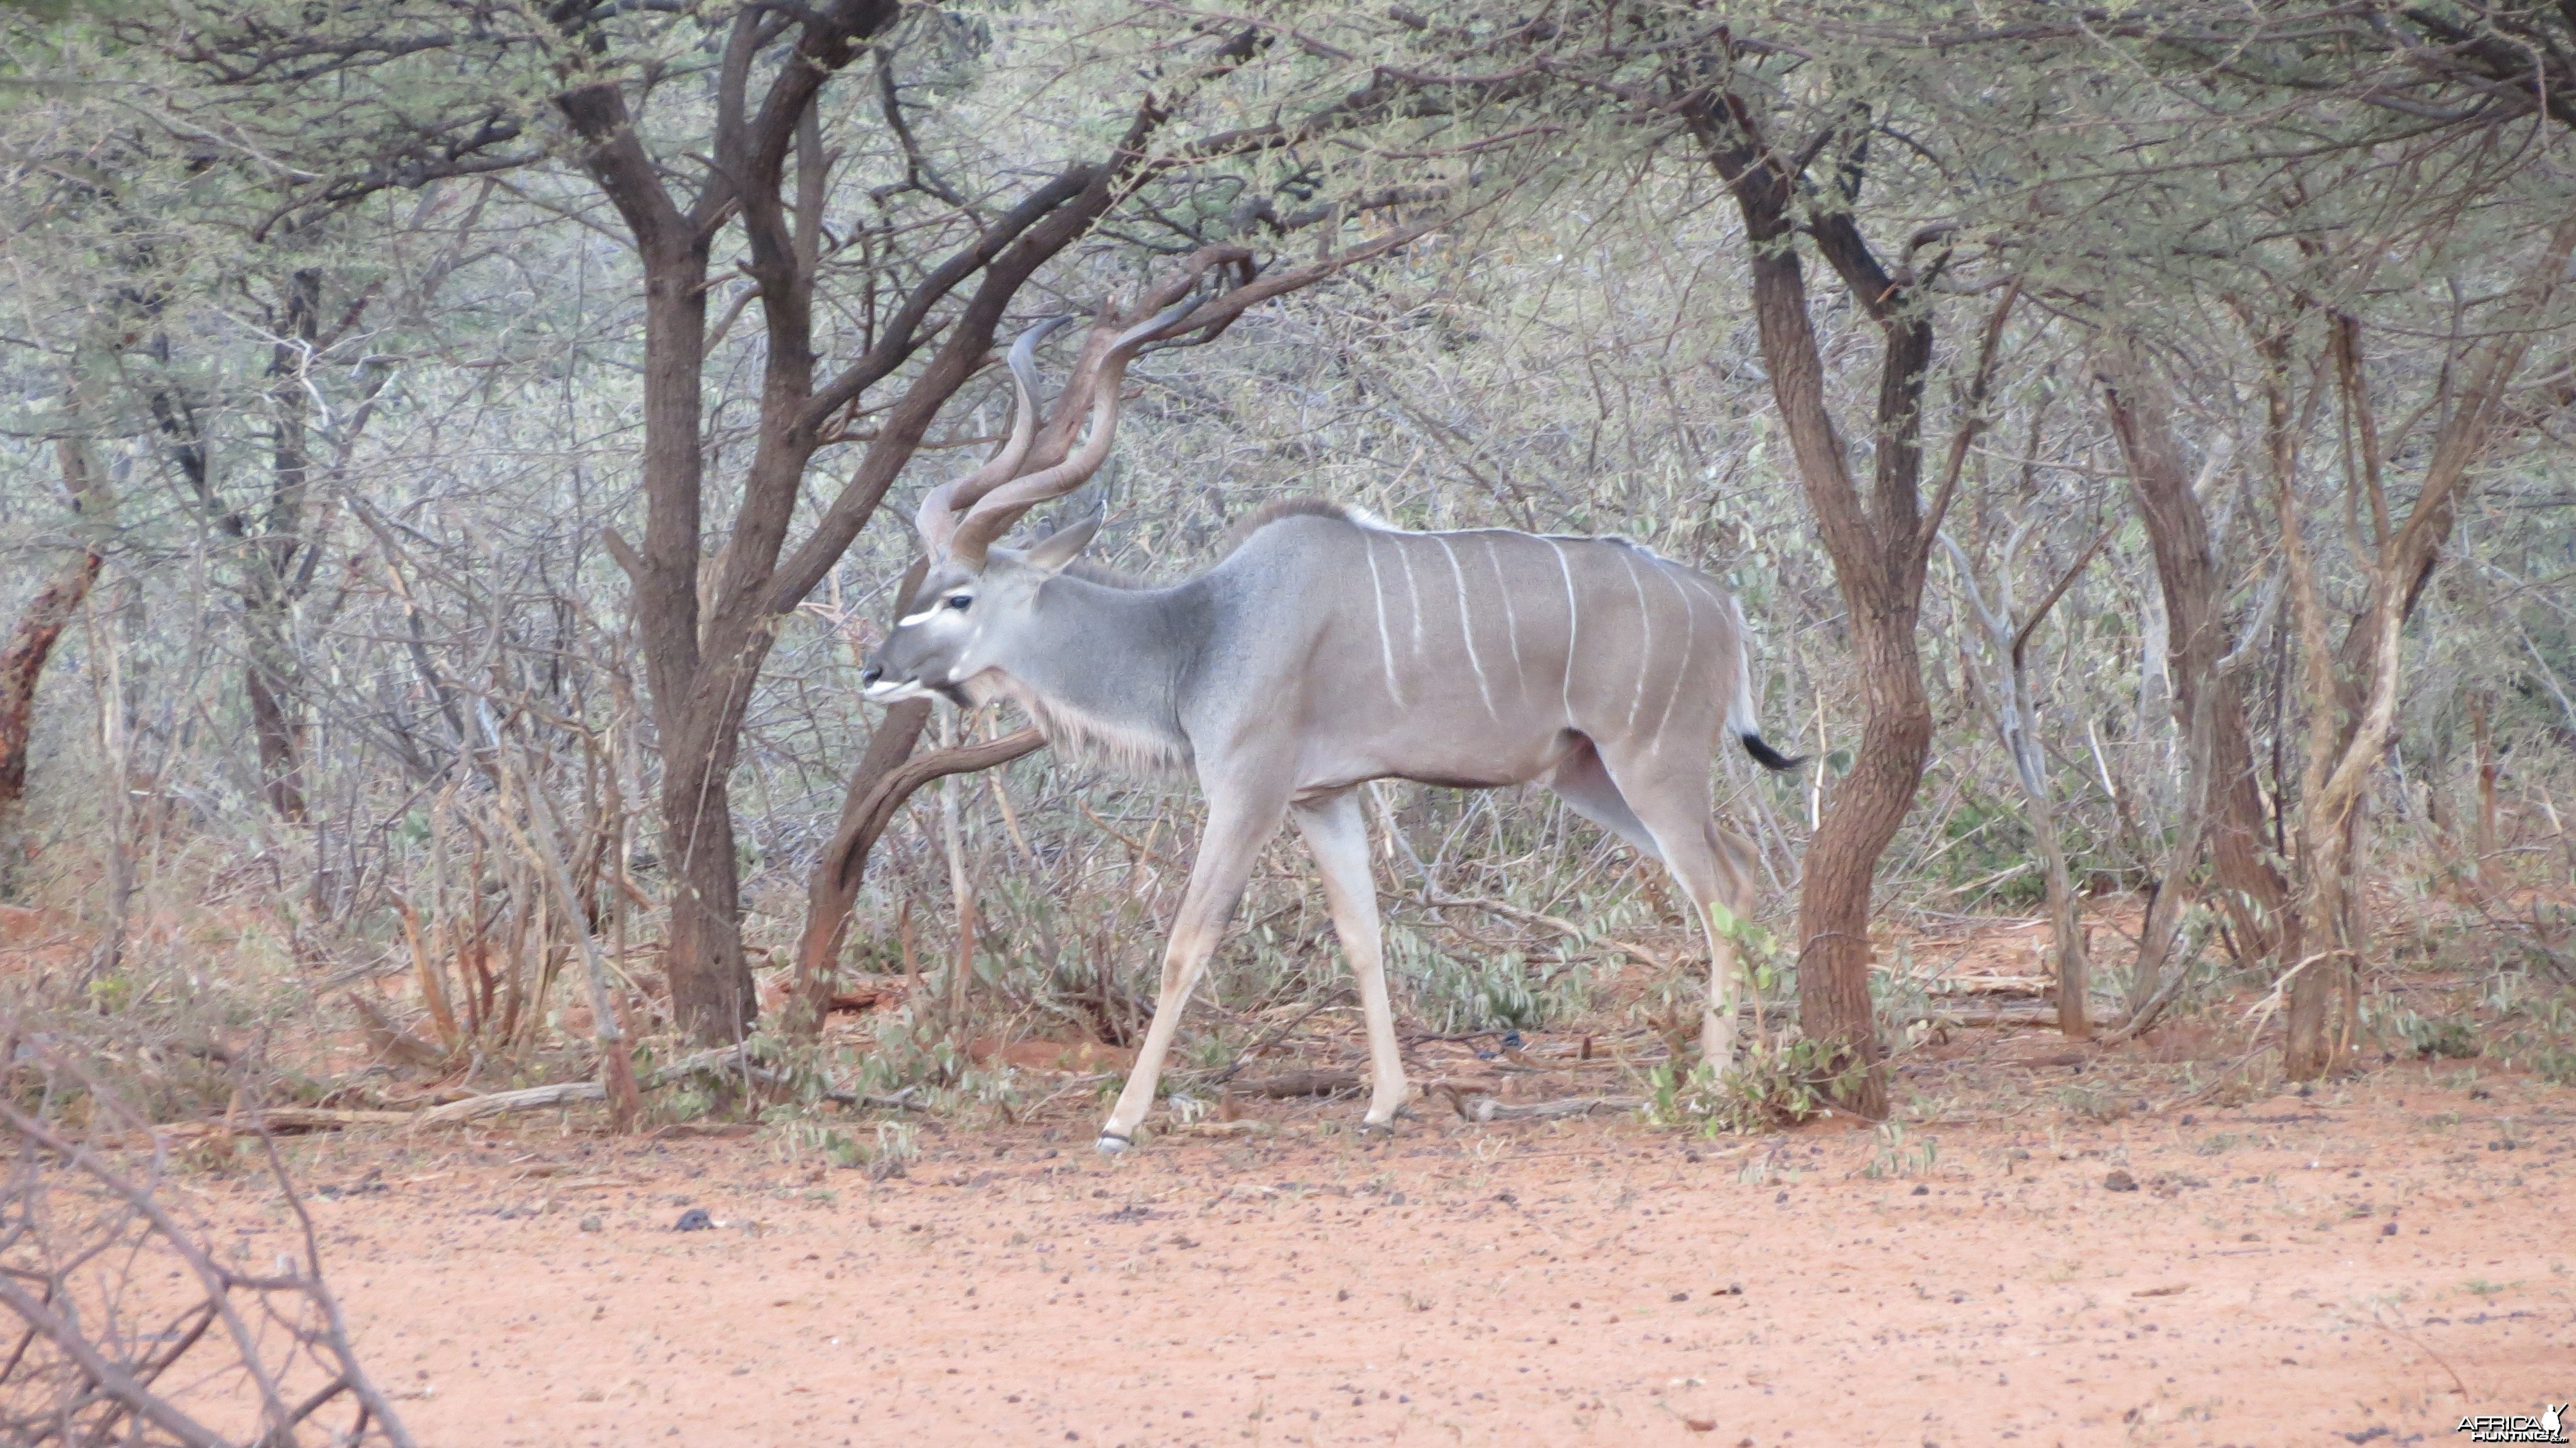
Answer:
[201,1043,2572,1448]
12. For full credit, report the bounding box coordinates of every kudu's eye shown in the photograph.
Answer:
[945,593,972,610]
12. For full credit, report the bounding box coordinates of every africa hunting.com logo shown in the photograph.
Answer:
[2458,1405,2570,1444]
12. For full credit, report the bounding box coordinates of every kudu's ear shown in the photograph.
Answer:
[1024,514,1100,575]
[892,556,933,617]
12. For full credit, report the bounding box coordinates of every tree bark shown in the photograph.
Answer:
[0,435,113,871]
[2096,344,2292,971]
[243,265,328,823]
[789,696,930,1030]
[0,555,102,828]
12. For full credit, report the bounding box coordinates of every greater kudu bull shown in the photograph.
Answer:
[862,301,1799,1152]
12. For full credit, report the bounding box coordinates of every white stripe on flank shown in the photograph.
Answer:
[1669,567,1760,736]
[1724,592,1761,738]
[1362,535,1405,707]
[1616,546,1654,737]
[1485,535,1525,695]
[1393,535,1426,660]
[1650,557,1698,742]
[1544,537,1580,723]
[1433,534,1497,718]
[1670,567,1735,615]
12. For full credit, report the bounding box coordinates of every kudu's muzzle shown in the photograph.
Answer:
[858,638,915,701]
[859,625,947,705]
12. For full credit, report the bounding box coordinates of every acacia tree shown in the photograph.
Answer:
[1797,0,2576,1076]
[151,0,1493,1040]
[137,260,404,824]
[2098,347,2292,981]
[1939,511,2109,1040]
[2022,7,2576,1075]
[1,38,486,839]
[1682,77,2012,1113]
[555,17,1488,1042]
[2257,227,2576,1075]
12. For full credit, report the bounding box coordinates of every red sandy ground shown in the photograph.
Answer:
[215,1059,2571,1448]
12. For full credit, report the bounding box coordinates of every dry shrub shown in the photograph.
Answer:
[0,1022,414,1447]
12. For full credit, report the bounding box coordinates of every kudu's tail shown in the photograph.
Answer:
[1725,595,1807,773]
[1738,732,1806,772]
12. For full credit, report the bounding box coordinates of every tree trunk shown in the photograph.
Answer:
[603,160,729,1036]
[2278,222,2575,1078]
[0,551,102,844]
[659,752,750,1042]
[242,609,307,822]
[787,706,1045,1034]
[1692,88,1971,1119]
[1798,618,1929,1114]
[2096,345,2291,972]
[243,264,327,824]
[2029,785,2090,1038]
[1,435,113,873]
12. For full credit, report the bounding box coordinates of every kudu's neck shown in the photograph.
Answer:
[977,574,1199,774]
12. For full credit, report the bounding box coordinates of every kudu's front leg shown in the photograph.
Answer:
[1097,794,1287,1153]
[1290,792,1408,1129]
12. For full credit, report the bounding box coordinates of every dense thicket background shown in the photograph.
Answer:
[5,1,2573,1123]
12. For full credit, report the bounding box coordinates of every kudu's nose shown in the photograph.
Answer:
[860,663,883,686]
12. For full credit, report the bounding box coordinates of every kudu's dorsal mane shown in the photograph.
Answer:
[992,499,1369,591]
[1004,497,1703,590]
[1217,497,1369,556]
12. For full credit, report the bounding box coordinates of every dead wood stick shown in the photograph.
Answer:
[1419,895,1670,969]
[1199,1000,1338,1087]
[410,1043,748,1127]
[1231,1069,1361,1098]
[408,1044,926,1127]
[1436,1087,1645,1122]
[493,756,642,1132]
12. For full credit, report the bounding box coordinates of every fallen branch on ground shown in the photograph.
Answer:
[409,1045,929,1127]
[68,1107,421,1147]
[410,1044,755,1128]
[1229,1070,1360,1098]
[1434,1084,1645,1122]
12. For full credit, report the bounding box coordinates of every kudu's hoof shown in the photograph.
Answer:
[1094,1132,1133,1157]
[1356,1118,1399,1140]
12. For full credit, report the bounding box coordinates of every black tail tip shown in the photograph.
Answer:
[1739,732,1806,772]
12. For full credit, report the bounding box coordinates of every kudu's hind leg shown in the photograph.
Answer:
[1290,792,1408,1129]
[1598,753,1756,1069]
[1546,738,1664,861]
[1097,791,1288,1153]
